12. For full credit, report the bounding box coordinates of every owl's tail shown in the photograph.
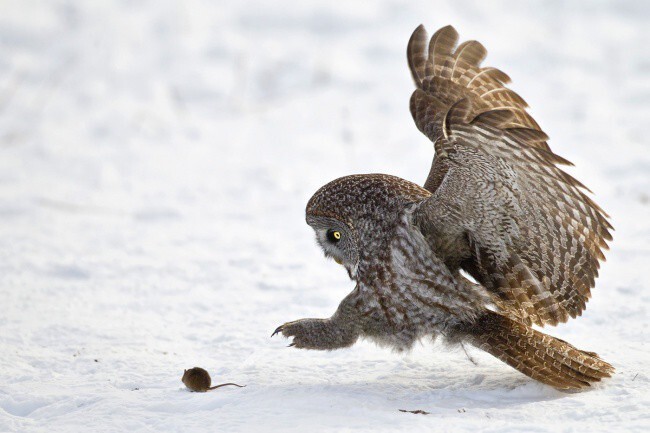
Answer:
[461,311,614,390]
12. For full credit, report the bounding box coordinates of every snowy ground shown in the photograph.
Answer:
[0,1,648,432]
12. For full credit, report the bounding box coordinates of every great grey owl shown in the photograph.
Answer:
[273,25,613,389]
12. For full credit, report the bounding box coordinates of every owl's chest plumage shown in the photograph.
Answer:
[351,215,486,351]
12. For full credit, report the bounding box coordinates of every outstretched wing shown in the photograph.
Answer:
[407,25,612,327]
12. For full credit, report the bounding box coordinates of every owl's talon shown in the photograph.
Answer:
[271,325,284,337]
[288,342,296,347]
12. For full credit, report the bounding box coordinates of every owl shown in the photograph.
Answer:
[273,25,614,389]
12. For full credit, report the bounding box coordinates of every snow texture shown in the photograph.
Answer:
[0,1,648,432]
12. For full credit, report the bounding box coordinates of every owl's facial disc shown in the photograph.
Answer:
[306,215,359,279]
[321,228,346,265]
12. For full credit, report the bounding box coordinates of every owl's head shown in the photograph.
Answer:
[305,174,430,279]
[306,212,360,278]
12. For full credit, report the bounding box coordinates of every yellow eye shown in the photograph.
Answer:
[326,229,341,243]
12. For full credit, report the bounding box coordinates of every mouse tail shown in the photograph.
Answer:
[208,382,246,390]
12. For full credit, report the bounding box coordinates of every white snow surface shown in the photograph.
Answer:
[0,1,648,432]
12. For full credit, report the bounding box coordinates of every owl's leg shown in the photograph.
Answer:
[272,291,363,350]
[459,342,478,366]
[272,318,359,350]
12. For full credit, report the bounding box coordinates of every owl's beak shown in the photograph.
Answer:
[334,257,343,265]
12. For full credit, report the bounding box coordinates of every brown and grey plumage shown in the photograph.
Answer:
[408,25,612,327]
[273,25,614,390]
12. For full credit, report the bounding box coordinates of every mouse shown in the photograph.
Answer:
[181,367,245,392]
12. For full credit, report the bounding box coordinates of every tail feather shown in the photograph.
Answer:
[463,311,614,390]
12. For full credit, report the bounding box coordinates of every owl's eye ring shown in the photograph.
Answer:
[326,229,342,243]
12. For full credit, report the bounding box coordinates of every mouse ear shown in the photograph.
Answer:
[184,369,187,373]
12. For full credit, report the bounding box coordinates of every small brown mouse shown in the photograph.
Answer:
[181,367,245,392]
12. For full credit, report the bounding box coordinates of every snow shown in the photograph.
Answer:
[0,0,648,432]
